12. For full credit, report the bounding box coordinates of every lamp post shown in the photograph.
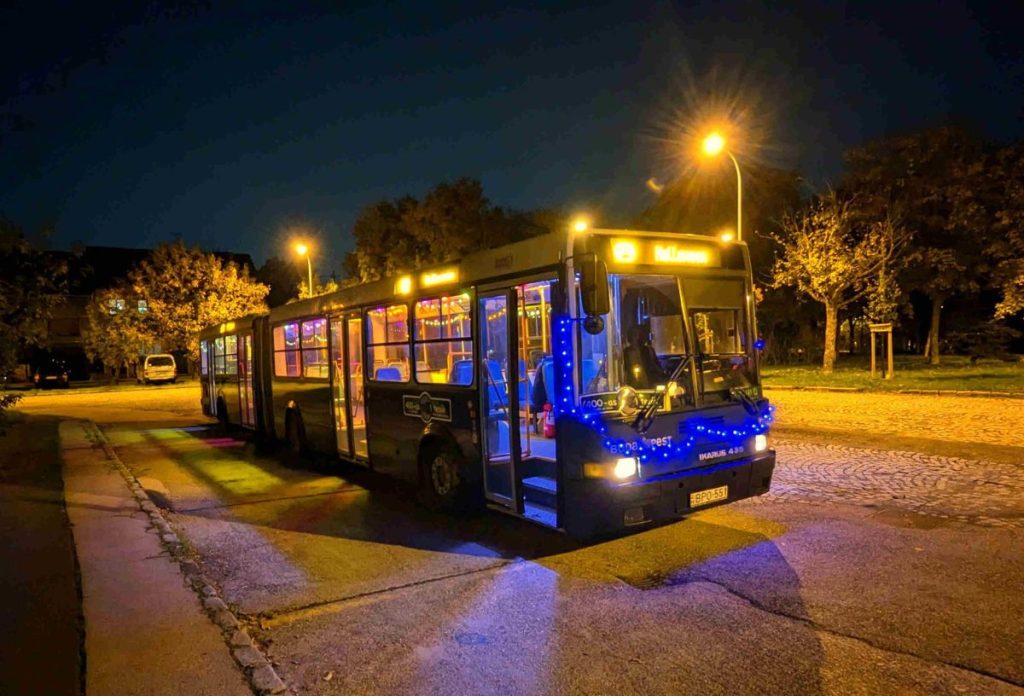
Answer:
[701,132,743,243]
[294,242,313,298]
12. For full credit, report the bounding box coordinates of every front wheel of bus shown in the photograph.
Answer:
[419,441,478,514]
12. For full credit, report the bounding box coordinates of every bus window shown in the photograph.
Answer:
[200,341,209,375]
[413,294,473,384]
[367,304,410,382]
[272,322,301,377]
[224,334,238,375]
[301,318,329,379]
[213,337,227,375]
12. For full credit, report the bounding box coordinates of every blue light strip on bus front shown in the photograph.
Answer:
[554,313,774,463]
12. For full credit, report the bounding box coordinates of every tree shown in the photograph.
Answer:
[772,191,905,373]
[255,256,303,308]
[0,219,66,379]
[342,178,553,282]
[988,143,1024,319]
[83,285,155,383]
[296,274,339,300]
[843,126,990,364]
[129,241,268,373]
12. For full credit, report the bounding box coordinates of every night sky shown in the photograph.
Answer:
[2,1,1022,273]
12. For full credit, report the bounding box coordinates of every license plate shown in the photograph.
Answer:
[690,485,728,508]
[44,376,57,380]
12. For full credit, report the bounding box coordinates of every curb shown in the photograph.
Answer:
[764,385,1024,399]
[84,421,287,695]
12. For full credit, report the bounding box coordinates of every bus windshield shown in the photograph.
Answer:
[578,273,755,410]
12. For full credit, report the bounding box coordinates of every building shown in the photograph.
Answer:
[33,245,254,380]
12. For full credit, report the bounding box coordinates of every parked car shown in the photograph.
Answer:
[139,354,177,384]
[33,357,71,389]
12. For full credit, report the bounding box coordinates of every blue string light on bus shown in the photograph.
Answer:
[552,312,774,462]
[599,408,774,463]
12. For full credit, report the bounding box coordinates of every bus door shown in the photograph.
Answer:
[329,312,368,461]
[238,334,256,428]
[479,289,521,508]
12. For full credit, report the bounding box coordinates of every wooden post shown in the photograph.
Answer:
[886,330,894,380]
[868,323,893,380]
[870,332,877,379]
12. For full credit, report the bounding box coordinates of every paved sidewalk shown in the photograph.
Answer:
[60,420,251,696]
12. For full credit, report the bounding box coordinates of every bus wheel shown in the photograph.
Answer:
[419,441,478,513]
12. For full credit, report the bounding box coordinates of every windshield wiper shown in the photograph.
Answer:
[631,355,693,434]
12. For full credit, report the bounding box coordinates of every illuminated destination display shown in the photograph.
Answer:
[610,238,719,266]
[653,244,711,265]
[420,268,459,287]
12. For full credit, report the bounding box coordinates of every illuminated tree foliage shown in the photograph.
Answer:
[296,274,339,300]
[83,285,155,383]
[772,191,905,373]
[129,241,268,372]
[343,178,556,282]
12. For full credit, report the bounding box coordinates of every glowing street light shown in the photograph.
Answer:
[572,217,589,233]
[294,242,314,298]
[700,131,743,243]
[702,132,725,157]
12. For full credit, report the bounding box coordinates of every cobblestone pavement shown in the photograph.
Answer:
[750,438,1024,528]
[766,389,1023,447]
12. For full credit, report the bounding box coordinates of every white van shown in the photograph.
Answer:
[139,354,177,384]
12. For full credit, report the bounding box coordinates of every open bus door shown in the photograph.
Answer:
[478,279,560,527]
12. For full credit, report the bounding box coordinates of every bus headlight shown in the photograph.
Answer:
[614,457,638,479]
[617,386,638,417]
[754,434,768,452]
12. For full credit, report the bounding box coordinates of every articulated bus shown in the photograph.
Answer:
[198,227,776,538]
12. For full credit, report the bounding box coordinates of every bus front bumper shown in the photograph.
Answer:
[564,451,776,538]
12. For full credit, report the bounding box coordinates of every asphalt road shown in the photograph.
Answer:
[14,386,1024,695]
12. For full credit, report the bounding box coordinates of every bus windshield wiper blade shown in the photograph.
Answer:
[632,355,692,433]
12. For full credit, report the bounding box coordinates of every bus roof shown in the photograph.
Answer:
[198,227,745,332]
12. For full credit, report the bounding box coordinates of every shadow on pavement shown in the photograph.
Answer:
[135,422,581,561]
[0,414,84,696]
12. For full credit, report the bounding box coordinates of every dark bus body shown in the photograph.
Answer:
[199,228,776,538]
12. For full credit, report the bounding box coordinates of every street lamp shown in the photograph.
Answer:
[294,242,313,298]
[701,131,743,243]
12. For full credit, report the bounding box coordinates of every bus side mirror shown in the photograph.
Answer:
[579,255,610,317]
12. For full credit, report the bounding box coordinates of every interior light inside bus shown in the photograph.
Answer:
[611,239,639,263]
[420,268,459,288]
[395,275,413,295]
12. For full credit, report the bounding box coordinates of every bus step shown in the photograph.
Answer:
[523,501,557,528]
[522,476,557,508]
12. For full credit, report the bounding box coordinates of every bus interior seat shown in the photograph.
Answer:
[491,418,511,456]
[448,359,473,386]
[375,366,402,381]
[541,359,554,407]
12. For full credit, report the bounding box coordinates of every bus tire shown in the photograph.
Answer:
[418,440,479,514]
